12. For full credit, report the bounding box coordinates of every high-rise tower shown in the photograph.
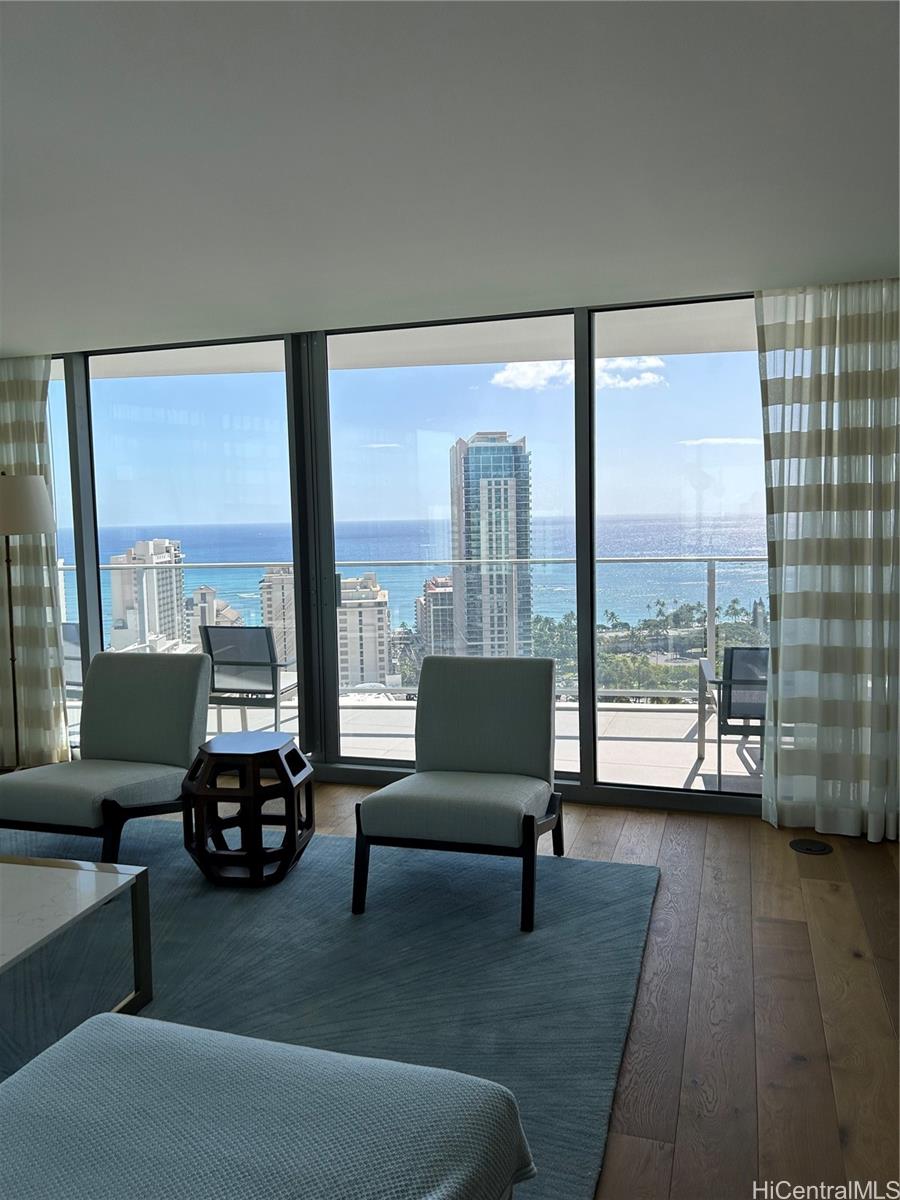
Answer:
[109,538,185,650]
[449,432,533,657]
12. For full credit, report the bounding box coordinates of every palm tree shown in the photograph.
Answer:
[724,597,749,623]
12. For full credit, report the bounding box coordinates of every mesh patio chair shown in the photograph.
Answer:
[200,626,298,734]
[698,646,768,789]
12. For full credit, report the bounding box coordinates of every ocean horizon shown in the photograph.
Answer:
[55,514,768,634]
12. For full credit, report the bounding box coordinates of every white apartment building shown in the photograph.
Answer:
[184,583,242,646]
[415,575,454,656]
[338,573,390,687]
[259,567,296,663]
[109,538,185,651]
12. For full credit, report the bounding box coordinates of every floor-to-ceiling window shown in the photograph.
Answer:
[47,293,769,805]
[326,316,578,772]
[87,342,296,735]
[593,299,767,792]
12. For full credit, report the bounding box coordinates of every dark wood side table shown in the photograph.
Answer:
[182,732,314,887]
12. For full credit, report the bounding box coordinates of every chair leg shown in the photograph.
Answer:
[100,800,125,864]
[521,815,537,933]
[551,795,565,857]
[351,804,370,915]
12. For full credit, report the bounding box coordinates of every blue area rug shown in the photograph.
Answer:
[0,822,658,1199]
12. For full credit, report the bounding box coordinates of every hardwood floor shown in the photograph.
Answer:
[312,784,900,1198]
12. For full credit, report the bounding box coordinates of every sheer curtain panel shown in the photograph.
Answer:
[0,356,70,766]
[756,279,899,842]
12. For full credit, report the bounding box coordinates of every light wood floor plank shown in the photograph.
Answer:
[570,807,629,861]
[802,878,900,1185]
[837,838,899,1037]
[794,835,847,882]
[313,782,367,834]
[612,810,668,866]
[750,821,804,922]
[669,817,756,1200]
[754,917,845,1186]
[595,1133,673,1200]
[611,814,706,1142]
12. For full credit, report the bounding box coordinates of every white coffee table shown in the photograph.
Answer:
[0,856,151,1014]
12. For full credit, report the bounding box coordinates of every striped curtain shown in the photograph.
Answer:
[0,357,70,766]
[756,279,899,842]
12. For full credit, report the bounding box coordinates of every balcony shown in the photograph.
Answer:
[58,552,767,796]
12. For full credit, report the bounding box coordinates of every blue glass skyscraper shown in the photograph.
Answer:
[450,432,533,657]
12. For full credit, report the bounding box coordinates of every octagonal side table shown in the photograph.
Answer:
[182,732,314,887]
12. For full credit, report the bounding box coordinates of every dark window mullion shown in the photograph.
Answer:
[285,332,339,761]
[63,352,103,677]
[573,309,597,786]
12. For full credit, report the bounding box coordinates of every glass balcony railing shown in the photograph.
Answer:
[57,552,767,792]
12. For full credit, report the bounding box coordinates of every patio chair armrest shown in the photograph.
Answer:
[699,658,721,705]
[699,658,720,684]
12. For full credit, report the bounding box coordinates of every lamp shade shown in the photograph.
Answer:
[0,473,56,535]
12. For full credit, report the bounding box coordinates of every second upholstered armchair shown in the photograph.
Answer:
[351,655,562,932]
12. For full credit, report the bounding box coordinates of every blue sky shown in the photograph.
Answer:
[49,350,765,528]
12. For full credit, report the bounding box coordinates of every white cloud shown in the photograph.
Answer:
[363,442,401,450]
[491,360,575,391]
[596,369,665,390]
[492,355,669,392]
[596,355,665,370]
[677,437,763,446]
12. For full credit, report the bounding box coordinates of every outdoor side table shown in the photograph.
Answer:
[182,732,314,887]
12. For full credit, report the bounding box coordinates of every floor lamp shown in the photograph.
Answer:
[0,472,56,768]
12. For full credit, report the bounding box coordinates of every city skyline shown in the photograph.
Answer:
[101,427,542,680]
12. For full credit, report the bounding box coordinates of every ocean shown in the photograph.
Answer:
[55,515,768,634]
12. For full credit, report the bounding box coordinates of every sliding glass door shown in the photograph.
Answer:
[326,316,578,772]
[593,299,767,793]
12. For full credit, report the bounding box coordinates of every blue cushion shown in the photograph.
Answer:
[360,771,552,847]
[0,1014,536,1199]
[0,759,186,828]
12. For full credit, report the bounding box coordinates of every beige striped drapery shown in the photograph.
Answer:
[0,356,69,766]
[756,279,899,842]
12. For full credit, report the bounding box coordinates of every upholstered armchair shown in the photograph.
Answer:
[0,652,210,861]
[351,655,562,932]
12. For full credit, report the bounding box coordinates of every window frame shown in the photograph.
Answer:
[58,293,759,816]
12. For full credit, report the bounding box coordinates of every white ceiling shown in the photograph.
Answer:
[2,2,897,358]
